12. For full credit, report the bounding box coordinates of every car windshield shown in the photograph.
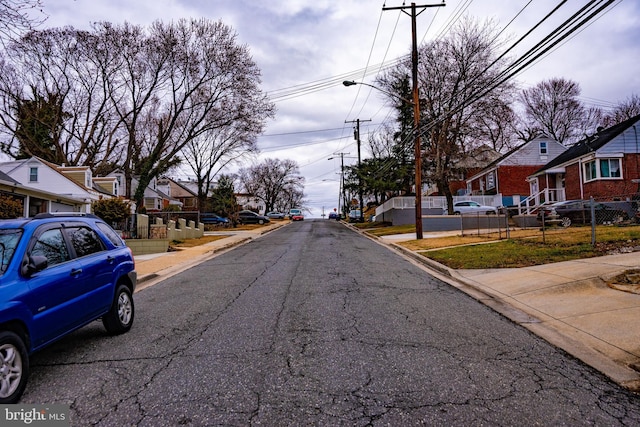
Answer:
[0,229,22,275]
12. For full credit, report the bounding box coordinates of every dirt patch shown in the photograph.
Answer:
[607,268,640,295]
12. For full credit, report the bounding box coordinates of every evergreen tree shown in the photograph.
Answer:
[209,175,238,219]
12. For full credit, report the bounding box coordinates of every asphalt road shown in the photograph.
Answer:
[22,219,640,425]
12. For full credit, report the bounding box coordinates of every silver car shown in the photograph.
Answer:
[447,201,498,215]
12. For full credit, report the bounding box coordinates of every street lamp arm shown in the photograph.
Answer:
[342,80,414,106]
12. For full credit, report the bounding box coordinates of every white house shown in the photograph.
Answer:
[0,157,103,215]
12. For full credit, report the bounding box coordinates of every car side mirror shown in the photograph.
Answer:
[21,254,48,277]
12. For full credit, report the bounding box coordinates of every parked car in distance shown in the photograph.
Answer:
[237,210,270,225]
[348,209,363,223]
[0,213,137,403]
[288,209,304,221]
[328,211,340,220]
[536,199,629,227]
[265,211,285,219]
[446,201,498,215]
[199,213,229,225]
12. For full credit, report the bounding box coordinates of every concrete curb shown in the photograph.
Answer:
[363,228,640,392]
[136,221,287,290]
[137,236,252,285]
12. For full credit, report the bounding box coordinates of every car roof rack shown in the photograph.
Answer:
[33,212,100,219]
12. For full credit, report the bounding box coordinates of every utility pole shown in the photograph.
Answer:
[383,1,445,239]
[329,152,350,219]
[346,118,371,222]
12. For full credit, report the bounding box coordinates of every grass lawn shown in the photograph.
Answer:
[366,224,640,269]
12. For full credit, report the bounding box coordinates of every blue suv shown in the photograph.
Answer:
[0,213,137,403]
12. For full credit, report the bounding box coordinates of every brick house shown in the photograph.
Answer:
[528,114,640,204]
[465,136,567,207]
[157,177,199,211]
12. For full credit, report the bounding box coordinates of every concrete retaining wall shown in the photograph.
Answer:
[126,214,204,255]
[126,239,169,255]
[379,208,510,232]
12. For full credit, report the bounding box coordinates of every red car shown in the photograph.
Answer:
[289,209,304,221]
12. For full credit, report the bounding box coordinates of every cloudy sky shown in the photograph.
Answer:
[37,0,640,217]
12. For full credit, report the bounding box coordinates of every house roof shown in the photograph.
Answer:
[159,176,198,197]
[467,136,563,181]
[534,113,640,174]
[0,170,19,184]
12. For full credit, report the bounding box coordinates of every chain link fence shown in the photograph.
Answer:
[482,192,640,246]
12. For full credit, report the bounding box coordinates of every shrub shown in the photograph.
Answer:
[92,198,131,224]
[0,196,23,219]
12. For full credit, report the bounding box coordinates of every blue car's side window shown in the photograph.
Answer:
[31,229,70,267]
[67,227,105,257]
[0,230,22,274]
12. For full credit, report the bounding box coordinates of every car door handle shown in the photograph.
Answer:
[71,268,83,276]
[107,256,115,264]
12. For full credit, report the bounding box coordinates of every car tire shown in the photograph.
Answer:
[560,217,571,227]
[258,219,264,225]
[486,211,496,215]
[0,331,29,404]
[103,284,134,335]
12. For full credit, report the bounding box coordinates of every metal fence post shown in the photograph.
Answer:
[590,196,596,246]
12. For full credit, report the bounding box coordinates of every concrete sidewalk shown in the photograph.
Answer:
[385,237,640,392]
[131,220,640,392]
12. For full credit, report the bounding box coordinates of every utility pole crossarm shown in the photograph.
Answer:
[382,1,445,12]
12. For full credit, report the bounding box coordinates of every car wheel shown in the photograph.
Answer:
[454,211,461,215]
[258,219,264,225]
[560,217,571,227]
[486,210,496,215]
[103,284,134,335]
[0,331,29,404]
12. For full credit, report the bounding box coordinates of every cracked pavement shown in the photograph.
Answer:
[21,220,640,425]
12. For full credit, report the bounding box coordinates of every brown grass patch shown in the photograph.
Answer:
[171,235,228,248]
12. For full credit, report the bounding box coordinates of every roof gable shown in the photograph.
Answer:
[467,136,566,181]
[537,114,640,173]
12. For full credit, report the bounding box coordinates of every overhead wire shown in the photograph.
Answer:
[415,0,618,144]
[354,0,619,182]
[260,1,621,190]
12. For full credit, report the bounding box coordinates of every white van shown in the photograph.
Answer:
[288,209,304,221]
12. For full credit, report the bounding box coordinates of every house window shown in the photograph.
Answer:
[584,160,596,181]
[583,158,621,182]
[539,141,548,155]
[29,167,38,182]
[486,172,495,190]
[600,159,621,178]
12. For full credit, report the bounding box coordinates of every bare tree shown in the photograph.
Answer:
[519,77,585,145]
[237,158,305,214]
[0,18,274,213]
[124,19,274,210]
[0,27,125,167]
[601,94,640,128]
[0,0,44,45]
[378,17,516,211]
[181,125,259,211]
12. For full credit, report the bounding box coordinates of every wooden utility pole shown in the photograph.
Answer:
[330,152,350,218]
[382,1,445,239]
[346,118,371,222]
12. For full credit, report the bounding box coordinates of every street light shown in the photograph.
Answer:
[343,79,423,239]
[343,80,415,106]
